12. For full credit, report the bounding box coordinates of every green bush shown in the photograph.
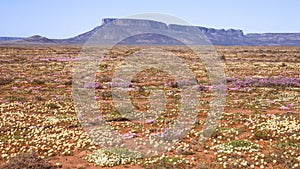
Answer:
[0,152,52,169]
[5,96,27,102]
[254,129,270,140]
[0,78,13,85]
[32,79,46,85]
[143,156,189,169]
[46,103,59,109]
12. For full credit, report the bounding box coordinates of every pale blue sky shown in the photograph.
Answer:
[1,0,299,38]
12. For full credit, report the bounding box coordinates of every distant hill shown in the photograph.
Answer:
[0,35,56,45]
[0,37,24,41]
[1,18,300,46]
[24,35,55,43]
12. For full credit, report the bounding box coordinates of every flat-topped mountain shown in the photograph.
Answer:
[1,18,299,46]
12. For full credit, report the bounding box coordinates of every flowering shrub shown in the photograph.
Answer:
[229,77,300,88]
[212,140,261,152]
[85,148,143,167]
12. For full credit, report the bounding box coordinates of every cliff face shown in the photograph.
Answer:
[198,27,247,45]
[198,25,300,46]
[69,18,300,46]
[245,33,300,46]
[1,18,300,46]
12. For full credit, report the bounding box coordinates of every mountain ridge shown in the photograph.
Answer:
[1,18,300,46]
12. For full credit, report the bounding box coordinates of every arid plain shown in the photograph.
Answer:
[0,45,299,169]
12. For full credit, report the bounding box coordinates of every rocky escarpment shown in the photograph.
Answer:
[70,18,300,46]
[245,33,300,46]
[1,18,299,46]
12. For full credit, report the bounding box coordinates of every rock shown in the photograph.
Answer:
[192,85,206,91]
[102,18,117,24]
[84,82,103,89]
[107,82,132,88]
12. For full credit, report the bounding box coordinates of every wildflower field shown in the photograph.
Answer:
[0,45,299,169]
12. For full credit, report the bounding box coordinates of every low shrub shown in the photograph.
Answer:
[0,152,52,169]
[0,78,13,85]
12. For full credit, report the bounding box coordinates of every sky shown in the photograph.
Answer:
[1,0,299,39]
